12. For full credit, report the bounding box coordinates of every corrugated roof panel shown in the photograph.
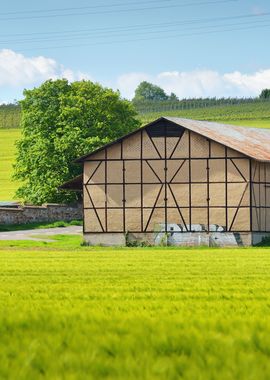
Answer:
[166,117,270,162]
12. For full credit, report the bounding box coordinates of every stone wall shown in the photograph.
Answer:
[0,203,82,225]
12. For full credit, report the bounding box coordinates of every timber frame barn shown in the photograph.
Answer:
[62,117,270,246]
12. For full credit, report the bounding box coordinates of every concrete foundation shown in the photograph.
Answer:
[127,232,253,247]
[84,233,126,246]
[127,232,252,247]
[252,232,270,245]
[84,231,270,247]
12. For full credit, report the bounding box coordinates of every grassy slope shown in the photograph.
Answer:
[0,244,270,379]
[0,128,21,200]
[138,101,270,125]
[1,102,269,201]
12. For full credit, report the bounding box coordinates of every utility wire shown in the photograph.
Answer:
[0,10,266,38]
[0,0,237,21]
[0,0,179,15]
[0,17,268,45]
[19,21,270,52]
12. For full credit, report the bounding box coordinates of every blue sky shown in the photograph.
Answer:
[0,0,269,101]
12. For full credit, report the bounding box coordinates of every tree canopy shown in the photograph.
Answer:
[260,89,270,99]
[133,81,169,101]
[168,92,179,101]
[14,79,139,204]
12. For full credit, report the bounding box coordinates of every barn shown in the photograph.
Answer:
[62,117,270,246]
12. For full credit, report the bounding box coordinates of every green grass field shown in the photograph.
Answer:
[0,128,21,200]
[1,239,270,379]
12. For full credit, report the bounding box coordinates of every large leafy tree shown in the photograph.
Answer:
[133,81,169,101]
[14,79,139,204]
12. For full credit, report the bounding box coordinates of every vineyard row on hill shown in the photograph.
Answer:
[133,97,270,114]
[0,105,21,129]
[0,99,270,129]
[139,101,270,124]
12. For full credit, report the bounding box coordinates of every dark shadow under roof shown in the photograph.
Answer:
[59,174,83,191]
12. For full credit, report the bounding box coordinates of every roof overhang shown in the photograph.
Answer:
[59,174,83,191]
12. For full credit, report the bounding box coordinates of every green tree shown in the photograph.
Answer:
[133,81,169,101]
[260,89,270,99]
[14,79,139,204]
[169,92,179,101]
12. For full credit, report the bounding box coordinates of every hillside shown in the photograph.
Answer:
[138,101,270,126]
[1,100,270,129]
[0,101,269,201]
[0,104,21,129]
[0,100,269,129]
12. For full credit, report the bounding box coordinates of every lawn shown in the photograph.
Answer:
[1,240,270,379]
[0,128,21,201]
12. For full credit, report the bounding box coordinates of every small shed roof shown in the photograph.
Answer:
[75,117,270,163]
[59,174,83,191]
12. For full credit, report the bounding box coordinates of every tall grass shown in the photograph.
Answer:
[1,247,270,379]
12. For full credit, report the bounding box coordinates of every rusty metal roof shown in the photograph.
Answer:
[75,117,270,163]
[166,117,270,162]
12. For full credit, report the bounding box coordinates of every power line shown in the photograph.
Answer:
[0,9,266,39]
[0,0,237,21]
[1,17,269,45]
[18,21,270,52]
[0,0,177,15]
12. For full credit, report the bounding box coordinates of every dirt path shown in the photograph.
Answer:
[0,226,82,241]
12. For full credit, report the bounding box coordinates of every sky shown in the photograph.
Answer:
[0,0,269,102]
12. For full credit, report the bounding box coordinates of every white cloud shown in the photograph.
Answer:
[251,5,265,16]
[116,69,270,99]
[0,49,269,102]
[0,49,91,87]
[224,70,270,95]
[116,72,149,99]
